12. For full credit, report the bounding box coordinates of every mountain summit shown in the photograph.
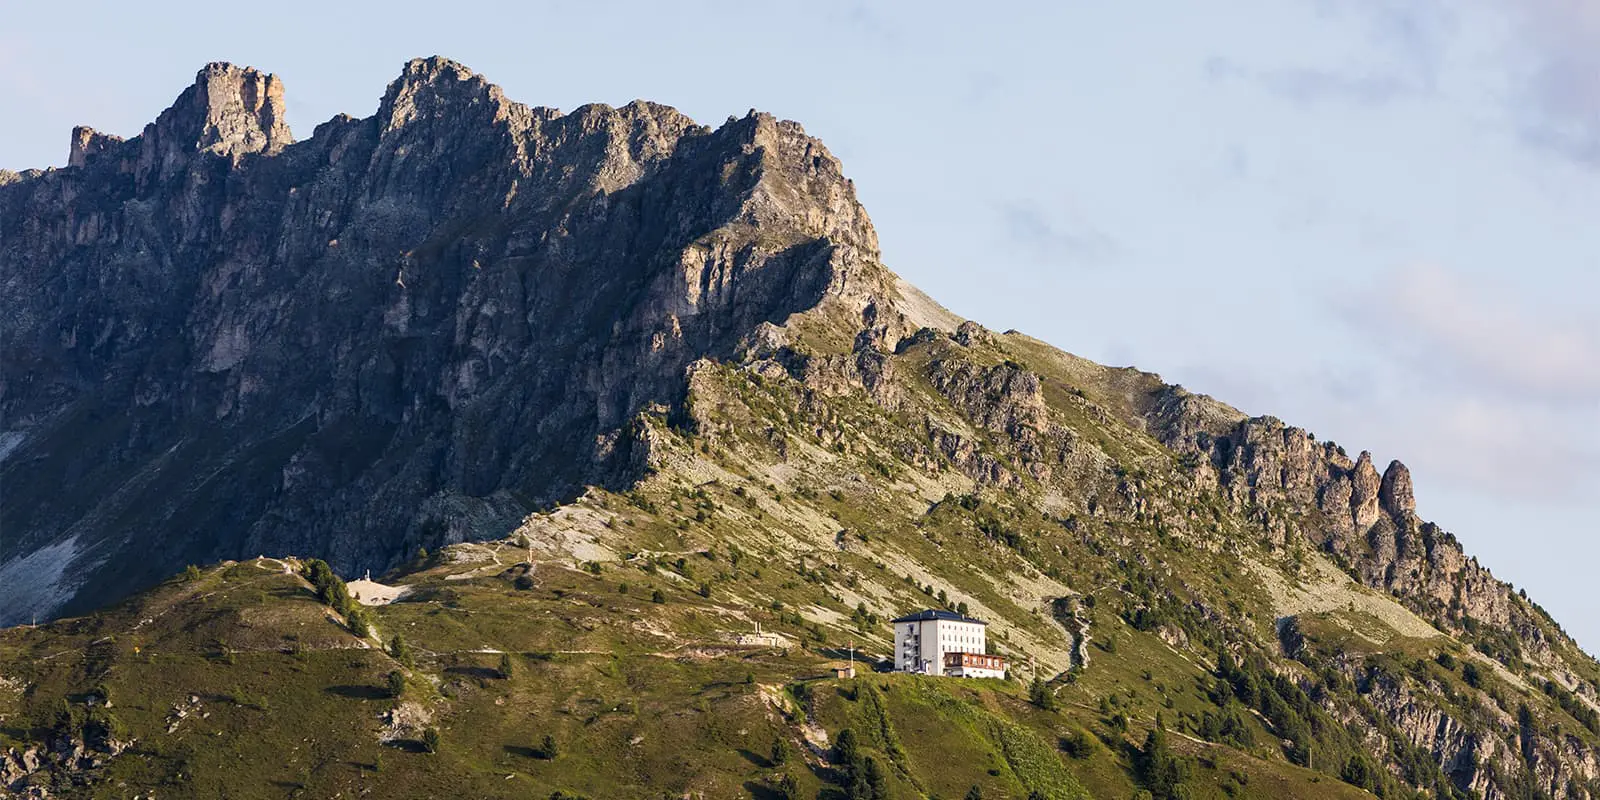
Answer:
[0,57,943,622]
[2,59,1598,799]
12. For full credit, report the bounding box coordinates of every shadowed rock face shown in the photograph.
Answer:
[0,57,888,622]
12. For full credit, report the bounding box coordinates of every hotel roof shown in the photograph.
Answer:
[890,609,988,625]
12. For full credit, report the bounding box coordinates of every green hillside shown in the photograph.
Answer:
[5,314,1598,798]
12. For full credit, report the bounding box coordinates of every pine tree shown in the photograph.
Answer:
[388,634,414,668]
[1029,676,1056,711]
[776,773,801,800]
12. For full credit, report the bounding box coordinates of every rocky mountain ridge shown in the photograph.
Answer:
[0,57,922,623]
[2,57,1598,799]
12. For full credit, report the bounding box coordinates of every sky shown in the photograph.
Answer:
[2,0,1595,648]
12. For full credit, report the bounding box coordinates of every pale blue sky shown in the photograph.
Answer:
[3,1,1596,648]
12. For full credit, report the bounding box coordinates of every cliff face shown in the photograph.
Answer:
[0,58,892,622]
[1147,395,1559,664]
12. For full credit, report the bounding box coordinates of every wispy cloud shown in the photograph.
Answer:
[1496,0,1600,164]
[1348,264,1600,404]
[1337,264,1600,500]
[996,202,1117,265]
[1304,0,1600,166]
[1206,57,1420,107]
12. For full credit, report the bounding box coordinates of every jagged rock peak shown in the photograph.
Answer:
[1351,450,1383,530]
[378,56,502,133]
[68,126,124,167]
[1380,459,1416,518]
[149,62,293,159]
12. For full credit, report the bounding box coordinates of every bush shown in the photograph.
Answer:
[536,733,560,759]
[1059,728,1095,758]
[302,559,353,616]
[388,634,414,668]
[776,773,801,800]
[183,564,202,583]
[1136,724,1190,799]
[347,606,371,638]
[651,589,666,604]
[1029,676,1056,711]
[499,652,514,679]
[386,670,406,699]
[421,726,440,754]
[771,737,790,766]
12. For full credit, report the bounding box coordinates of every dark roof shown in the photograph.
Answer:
[890,609,987,625]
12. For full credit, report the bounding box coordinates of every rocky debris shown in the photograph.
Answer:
[165,695,203,734]
[380,701,434,744]
[2,723,131,797]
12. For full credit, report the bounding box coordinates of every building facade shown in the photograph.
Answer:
[943,652,1007,679]
[892,609,1003,677]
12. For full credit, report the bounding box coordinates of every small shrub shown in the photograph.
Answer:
[421,726,441,754]
[386,671,406,699]
[776,773,801,800]
[651,589,666,604]
[536,733,560,760]
[1060,728,1095,758]
[388,635,414,668]
[1029,676,1056,711]
[347,606,371,638]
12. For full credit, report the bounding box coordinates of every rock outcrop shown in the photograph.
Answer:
[0,57,902,623]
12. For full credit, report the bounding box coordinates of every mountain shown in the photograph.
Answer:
[0,57,919,623]
[2,59,1598,800]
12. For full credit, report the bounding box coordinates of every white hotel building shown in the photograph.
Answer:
[892,609,1007,678]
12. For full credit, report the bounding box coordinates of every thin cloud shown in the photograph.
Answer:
[1313,0,1600,166]
[996,202,1117,265]
[1337,264,1600,501]
[1498,0,1600,164]
[1205,56,1421,108]
[1349,264,1600,404]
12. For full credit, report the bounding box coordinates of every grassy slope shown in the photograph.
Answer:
[4,314,1598,798]
[0,549,1380,800]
